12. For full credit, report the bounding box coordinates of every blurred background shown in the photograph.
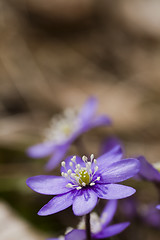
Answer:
[0,0,160,239]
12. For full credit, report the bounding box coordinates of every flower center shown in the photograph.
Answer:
[77,169,90,185]
[43,108,79,143]
[61,154,100,190]
[61,123,72,137]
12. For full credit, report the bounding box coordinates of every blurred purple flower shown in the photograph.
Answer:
[26,144,140,216]
[137,156,160,183]
[65,200,130,240]
[120,197,137,220]
[121,198,160,229]
[27,97,111,171]
[136,156,160,210]
[100,137,124,156]
[142,204,160,228]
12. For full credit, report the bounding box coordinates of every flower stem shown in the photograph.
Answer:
[155,182,160,202]
[85,213,92,240]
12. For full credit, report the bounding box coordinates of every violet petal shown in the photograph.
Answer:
[100,137,124,156]
[38,191,74,216]
[94,222,130,239]
[89,115,112,128]
[96,144,123,172]
[78,97,97,123]
[100,158,140,183]
[137,156,160,182]
[65,229,86,240]
[26,175,70,195]
[95,184,136,199]
[27,142,55,158]
[100,200,118,228]
[72,189,98,216]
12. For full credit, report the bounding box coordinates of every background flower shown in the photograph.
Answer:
[27,97,111,170]
[137,156,160,183]
[121,198,160,229]
[65,200,130,240]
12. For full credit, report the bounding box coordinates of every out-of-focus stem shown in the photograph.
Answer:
[154,182,160,202]
[85,213,91,240]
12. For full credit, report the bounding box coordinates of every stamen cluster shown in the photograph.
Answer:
[61,154,100,190]
[43,108,79,143]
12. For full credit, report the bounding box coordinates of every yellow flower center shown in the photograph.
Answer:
[43,108,79,143]
[61,124,72,137]
[78,169,90,185]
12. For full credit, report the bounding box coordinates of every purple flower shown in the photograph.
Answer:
[27,97,111,171]
[26,145,140,216]
[137,156,160,183]
[121,198,160,228]
[65,200,130,240]
[142,204,160,228]
[135,156,160,213]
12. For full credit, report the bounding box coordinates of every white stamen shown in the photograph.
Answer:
[75,176,80,181]
[67,169,72,175]
[71,156,76,162]
[82,156,88,162]
[90,154,94,161]
[90,182,95,186]
[69,162,73,167]
[94,166,99,172]
[66,183,74,188]
[76,186,82,190]
[61,161,66,167]
[75,169,79,174]
[76,164,81,169]
[71,173,76,178]
[94,159,97,164]
[64,173,68,178]
[86,162,91,168]
[96,176,100,181]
